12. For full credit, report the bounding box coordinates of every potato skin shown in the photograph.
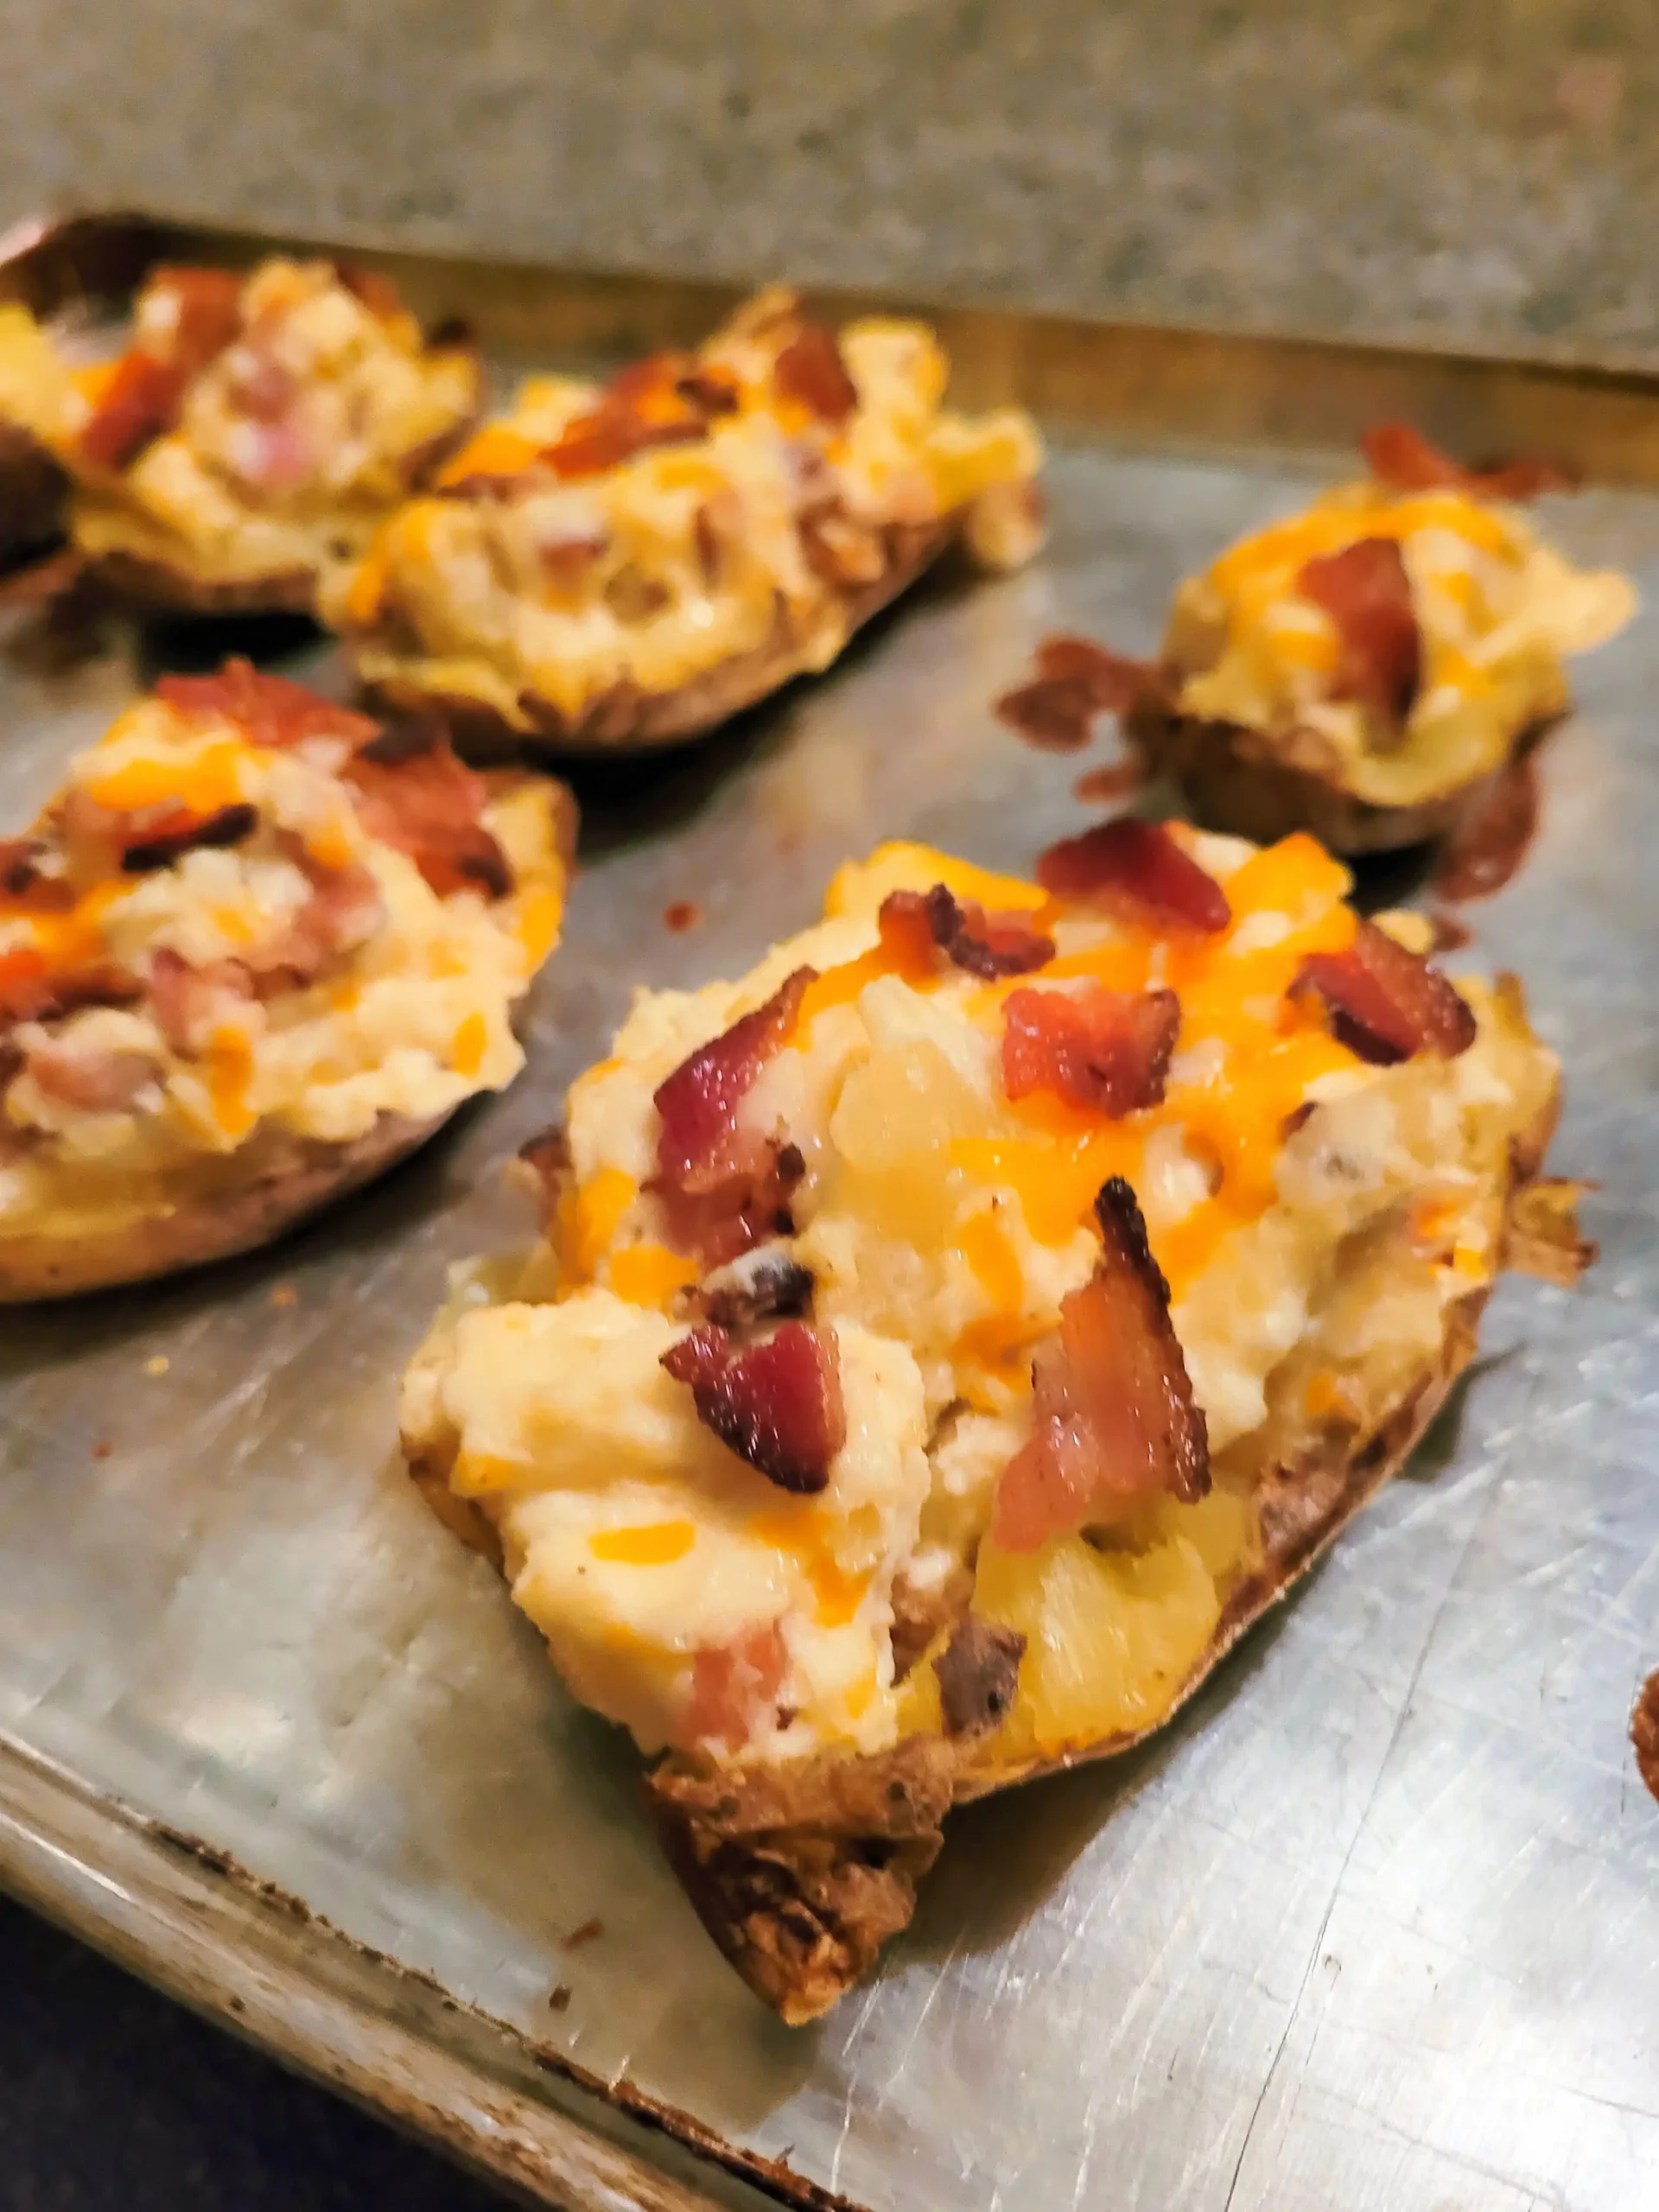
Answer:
[84,549,317,617]
[361,518,954,762]
[0,420,67,569]
[1126,691,1557,856]
[0,1108,448,1302]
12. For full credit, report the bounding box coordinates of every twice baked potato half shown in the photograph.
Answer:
[325,285,1044,753]
[0,662,572,1299]
[1122,424,1634,851]
[3,258,480,613]
[400,823,1587,2019]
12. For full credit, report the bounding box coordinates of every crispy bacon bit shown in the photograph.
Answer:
[935,1616,1027,1737]
[1297,916,1476,1064]
[877,884,1055,982]
[1631,1671,1659,1806]
[343,734,512,899]
[1362,421,1574,501]
[690,1249,816,1331]
[245,849,385,992]
[156,660,380,753]
[146,947,256,1056]
[79,352,189,472]
[992,1178,1210,1553]
[662,1319,846,1495]
[0,839,74,913]
[994,677,1098,753]
[119,801,258,874]
[682,1623,788,1752]
[1001,983,1180,1118]
[1298,537,1421,728]
[654,970,814,1191]
[1036,634,1159,710]
[0,948,140,1034]
[22,1038,155,1112]
[543,355,715,482]
[1037,818,1231,935]
[1073,759,1144,804]
[149,266,245,376]
[773,324,859,423]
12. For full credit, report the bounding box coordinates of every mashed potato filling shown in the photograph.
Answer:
[0,686,565,1243]
[407,833,1560,1772]
[1164,479,1634,807]
[330,289,1043,728]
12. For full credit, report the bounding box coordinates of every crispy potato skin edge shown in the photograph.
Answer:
[0,423,68,569]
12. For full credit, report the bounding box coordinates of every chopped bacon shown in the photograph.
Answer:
[541,354,724,482]
[119,802,258,874]
[773,324,859,423]
[681,1622,788,1752]
[690,1249,816,1331]
[1362,421,1574,502]
[1298,537,1421,727]
[994,676,1100,753]
[658,1135,806,1272]
[156,660,380,754]
[0,839,74,914]
[662,1319,846,1495]
[1001,984,1181,1117]
[1037,819,1231,935]
[1035,634,1159,712]
[149,267,245,377]
[992,1178,1209,1553]
[1297,916,1476,1064]
[0,947,139,1034]
[343,726,512,899]
[674,366,741,418]
[22,1038,155,1112]
[877,885,1055,982]
[225,353,300,424]
[78,352,190,472]
[245,849,385,993]
[654,969,814,1191]
[146,947,256,1056]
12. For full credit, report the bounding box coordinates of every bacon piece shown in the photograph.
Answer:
[146,947,256,1056]
[244,849,385,993]
[674,367,741,418]
[1001,984,1180,1118]
[22,1038,156,1112]
[1036,634,1159,711]
[343,728,512,899]
[773,324,859,423]
[79,352,190,471]
[0,948,140,1034]
[690,1248,816,1331]
[658,1135,807,1272]
[149,266,245,377]
[543,359,713,482]
[877,885,1055,982]
[681,1623,788,1752]
[994,676,1099,753]
[0,839,74,914]
[1362,421,1573,502]
[1297,537,1421,726]
[1037,819,1231,935]
[119,802,258,874]
[654,970,815,1191]
[662,1319,846,1495]
[1297,916,1476,1064]
[155,660,380,753]
[992,1178,1210,1553]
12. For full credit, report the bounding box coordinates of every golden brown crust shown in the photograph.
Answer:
[0,1107,447,1302]
[0,420,67,568]
[641,1096,1566,2018]
[83,548,318,616]
[1126,691,1551,855]
[360,518,955,762]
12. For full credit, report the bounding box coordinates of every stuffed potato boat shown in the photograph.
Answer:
[401,823,1586,2018]
[0,257,480,613]
[325,286,1044,753]
[1120,424,1635,851]
[0,661,571,1299]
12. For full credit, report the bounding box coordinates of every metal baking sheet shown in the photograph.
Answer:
[2,215,1657,2212]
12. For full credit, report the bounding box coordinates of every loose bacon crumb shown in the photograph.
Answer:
[1297,916,1476,1064]
[1363,421,1574,501]
[1297,537,1421,728]
[156,660,380,753]
[1037,818,1231,935]
[772,324,859,423]
[662,1319,846,1495]
[992,1177,1209,1553]
[1001,983,1181,1118]
[343,733,513,899]
[994,675,1100,753]
[663,899,702,934]
[877,884,1055,982]
[1036,634,1159,712]
[119,801,258,874]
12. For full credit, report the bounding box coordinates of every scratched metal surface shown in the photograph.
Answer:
[3,429,1659,2207]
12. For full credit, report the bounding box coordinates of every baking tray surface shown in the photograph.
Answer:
[1,216,1657,2212]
